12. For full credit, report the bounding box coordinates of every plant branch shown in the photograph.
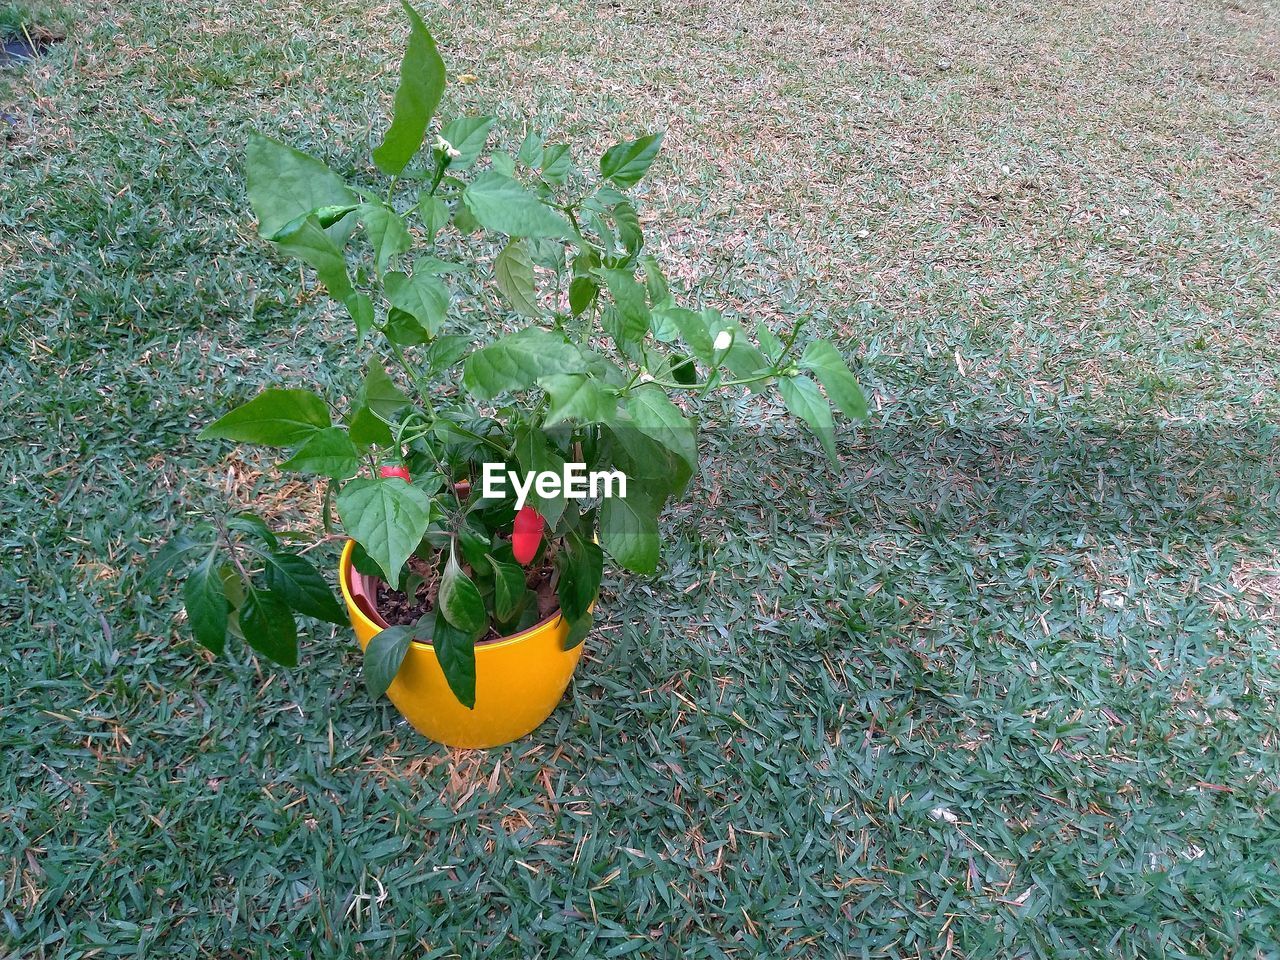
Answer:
[779,316,806,360]
[449,424,508,454]
[219,527,255,585]
[640,370,781,392]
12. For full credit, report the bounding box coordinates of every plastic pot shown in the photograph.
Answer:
[337,540,585,748]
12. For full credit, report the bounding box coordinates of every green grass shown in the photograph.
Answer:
[3,0,1280,955]
[0,0,70,41]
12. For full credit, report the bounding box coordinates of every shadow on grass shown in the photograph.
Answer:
[705,417,1280,544]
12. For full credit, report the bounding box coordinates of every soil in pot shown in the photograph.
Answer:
[375,553,560,641]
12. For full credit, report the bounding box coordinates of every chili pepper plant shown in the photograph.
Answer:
[157,2,867,708]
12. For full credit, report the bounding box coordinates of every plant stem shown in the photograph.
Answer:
[642,370,781,392]
[418,443,462,508]
[563,205,584,242]
[394,410,432,447]
[426,153,448,197]
[379,331,506,456]
[220,530,255,584]
[449,423,509,455]
[384,335,430,400]
[779,316,806,360]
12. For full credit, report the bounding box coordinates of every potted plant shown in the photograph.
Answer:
[156,2,867,748]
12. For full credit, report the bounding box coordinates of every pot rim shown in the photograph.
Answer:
[338,539,566,653]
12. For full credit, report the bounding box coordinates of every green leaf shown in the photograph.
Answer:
[489,152,516,177]
[384,270,449,336]
[337,477,434,583]
[431,608,477,708]
[456,523,491,571]
[517,130,544,166]
[358,203,412,275]
[424,335,472,377]
[419,193,450,239]
[572,246,599,277]
[601,493,659,574]
[494,589,534,633]
[273,217,354,302]
[372,1,446,175]
[556,533,602,622]
[562,610,593,650]
[462,172,572,238]
[652,303,713,359]
[598,269,650,343]
[613,200,643,253]
[640,256,668,304]
[540,143,571,184]
[184,548,228,655]
[756,321,784,362]
[624,384,697,472]
[541,374,616,427]
[439,540,487,634]
[778,374,838,461]
[587,212,616,258]
[511,594,541,633]
[592,185,628,206]
[608,425,691,503]
[220,566,246,630]
[415,255,465,275]
[147,535,207,587]
[439,114,494,168]
[279,427,361,479]
[245,133,357,240]
[227,513,279,550]
[360,362,410,419]
[462,327,587,400]
[240,586,298,667]
[526,237,565,271]
[345,292,374,339]
[201,388,330,447]
[647,301,681,343]
[568,276,598,316]
[486,554,527,621]
[452,201,480,234]
[799,339,868,421]
[512,424,568,529]
[494,239,539,316]
[363,624,413,696]
[263,552,347,624]
[348,405,393,448]
[384,309,432,346]
[348,540,385,580]
[599,132,664,188]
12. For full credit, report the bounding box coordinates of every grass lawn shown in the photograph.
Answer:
[4,0,1280,955]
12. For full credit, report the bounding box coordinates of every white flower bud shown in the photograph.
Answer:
[713,330,733,352]
[434,135,461,159]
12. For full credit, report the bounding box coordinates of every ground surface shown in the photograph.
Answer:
[3,0,1280,956]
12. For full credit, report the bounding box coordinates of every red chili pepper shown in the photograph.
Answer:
[379,465,411,482]
[511,506,544,565]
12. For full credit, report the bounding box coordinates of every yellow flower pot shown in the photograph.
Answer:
[338,540,585,749]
